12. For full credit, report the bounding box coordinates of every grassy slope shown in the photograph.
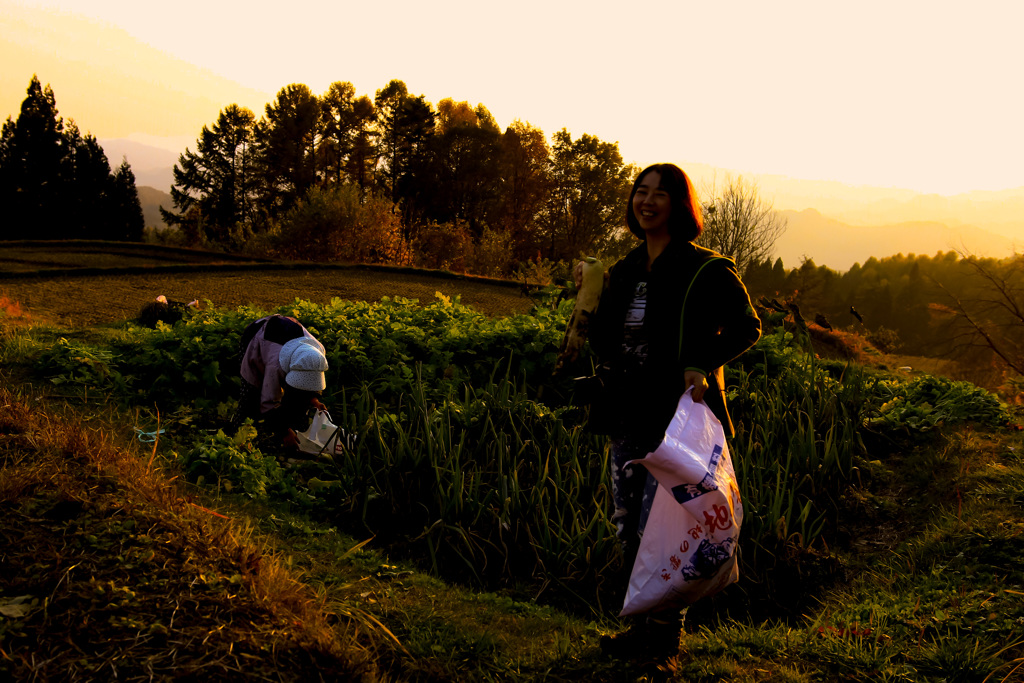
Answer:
[0,383,625,681]
[3,369,1021,682]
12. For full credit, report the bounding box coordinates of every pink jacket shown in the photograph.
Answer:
[240,316,323,414]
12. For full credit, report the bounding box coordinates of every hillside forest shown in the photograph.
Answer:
[2,75,1022,392]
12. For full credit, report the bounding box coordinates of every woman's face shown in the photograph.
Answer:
[632,171,672,236]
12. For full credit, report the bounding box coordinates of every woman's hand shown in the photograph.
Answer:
[684,370,709,402]
[310,397,326,412]
[573,260,584,288]
[573,260,609,290]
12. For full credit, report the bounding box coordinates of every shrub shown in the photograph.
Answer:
[412,221,472,272]
[463,228,514,279]
[514,257,557,288]
[867,326,902,354]
[270,185,411,265]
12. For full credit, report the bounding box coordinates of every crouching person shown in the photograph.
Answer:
[235,314,328,448]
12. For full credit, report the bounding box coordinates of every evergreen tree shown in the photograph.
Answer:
[254,84,323,215]
[392,94,436,236]
[771,257,787,288]
[320,81,376,190]
[374,79,411,203]
[417,99,503,238]
[0,75,68,238]
[162,104,257,244]
[107,160,145,241]
[373,80,436,222]
[346,103,377,195]
[740,257,776,299]
[0,76,144,241]
[66,129,115,239]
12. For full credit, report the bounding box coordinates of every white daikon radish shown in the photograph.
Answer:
[554,257,606,373]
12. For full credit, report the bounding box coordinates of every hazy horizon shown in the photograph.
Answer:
[5,0,1024,197]
[4,0,1024,270]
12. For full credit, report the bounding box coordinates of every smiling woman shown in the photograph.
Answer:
[584,163,762,656]
[631,175,672,235]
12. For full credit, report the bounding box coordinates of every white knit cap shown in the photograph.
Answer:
[279,338,328,392]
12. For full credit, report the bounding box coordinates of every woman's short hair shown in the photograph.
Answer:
[625,163,704,241]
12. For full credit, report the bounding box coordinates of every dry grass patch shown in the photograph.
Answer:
[0,385,391,681]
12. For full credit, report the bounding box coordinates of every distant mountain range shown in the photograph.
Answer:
[102,138,179,193]
[772,209,1019,271]
[110,139,1023,272]
[136,186,173,232]
[683,162,1024,244]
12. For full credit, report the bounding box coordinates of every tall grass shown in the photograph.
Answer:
[322,364,619,613]
[723,328,871,612]
[306,334,872,616]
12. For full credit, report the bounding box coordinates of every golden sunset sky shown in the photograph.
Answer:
[3,0,1023,196]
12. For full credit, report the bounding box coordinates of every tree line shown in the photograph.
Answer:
[743,249,1024,391]
[0,75,785,284]
[156,78,648,276]
[0,76,144,241]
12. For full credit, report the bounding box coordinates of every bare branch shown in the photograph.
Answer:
[932,254,1024,376]
[697,175,786,276]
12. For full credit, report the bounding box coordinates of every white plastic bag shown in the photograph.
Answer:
[619,389,743,616]
[296,410,351,457]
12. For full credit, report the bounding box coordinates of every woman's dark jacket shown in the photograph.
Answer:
[588,240,761,442]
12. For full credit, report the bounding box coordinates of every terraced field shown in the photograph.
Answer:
[0,241,535,325]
